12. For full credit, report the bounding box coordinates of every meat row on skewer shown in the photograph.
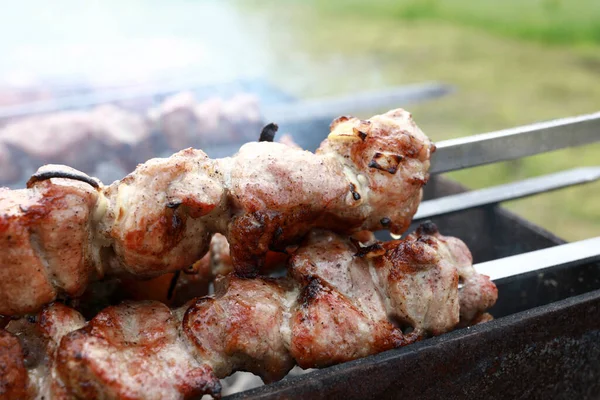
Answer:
[0,108,435,316]
[0,224,497,399]
[73,229,372,317]
[0,92,263,186]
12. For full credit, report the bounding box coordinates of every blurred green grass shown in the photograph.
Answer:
[312,0,600,46]
[239,0,600,241]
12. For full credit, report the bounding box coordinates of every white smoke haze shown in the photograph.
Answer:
[0,0,268,88]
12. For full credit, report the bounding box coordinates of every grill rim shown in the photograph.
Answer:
[225,289,600,400]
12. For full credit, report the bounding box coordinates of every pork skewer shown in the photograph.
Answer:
[1,224,496,399]
[0,93,264,187]
[0,108,435,316]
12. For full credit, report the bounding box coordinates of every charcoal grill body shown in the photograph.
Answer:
[227,176,600,400]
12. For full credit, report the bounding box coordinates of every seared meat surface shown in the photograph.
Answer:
[0,330,28,399]
[57,302,221,400]
[2,302,85,399]
[1,224,496,399]
[1,108,435,316]
[0,176,100,316]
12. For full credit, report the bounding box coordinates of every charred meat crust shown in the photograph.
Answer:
[383,237,439,275]
[368,152,404,174]
[258,123,279,142]
[383,222,442,263]
[297,276,325,308]
[350,238,385,258]
[416,220,439,236]
[349,183,361,201]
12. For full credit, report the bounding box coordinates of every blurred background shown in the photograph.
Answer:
[0,0,598,241]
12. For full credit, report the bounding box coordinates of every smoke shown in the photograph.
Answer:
[0,0,268,88]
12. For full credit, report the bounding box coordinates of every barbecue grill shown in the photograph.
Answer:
[222,113,600,399]
[1,81,598,399]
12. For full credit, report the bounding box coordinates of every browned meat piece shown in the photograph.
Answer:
[291,276,407,368]
[3,302,221,400]
[286,223,485,366]
[185,277,296,383]
[57,302,221,400]
[0,330,29,399]
[1,108,434,316]
[225,109,433,272]
[288,230,407,368]
[374,223,461,336]
[0,175,99,315]
[3,303,85,399]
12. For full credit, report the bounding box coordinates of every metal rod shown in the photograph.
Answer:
[0,81,452,123]
[475,236,600,282]
[414,166,600,221]
[0,75,258,120]
[262,83,453,125]
[430,112,600,174]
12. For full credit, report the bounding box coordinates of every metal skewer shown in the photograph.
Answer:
[262,83,453,125]
[418,112,600,283]
[414,166,600,221]
[475,236,600,282]
[412,111,600,221]
[430,111,600,174]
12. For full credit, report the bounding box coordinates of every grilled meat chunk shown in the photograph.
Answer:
[0,330,29,399]
[3,303,85,399]
[225,109,433,272]
[185,277,296,383]
[0,176,99,315]
[57,302,221,400]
